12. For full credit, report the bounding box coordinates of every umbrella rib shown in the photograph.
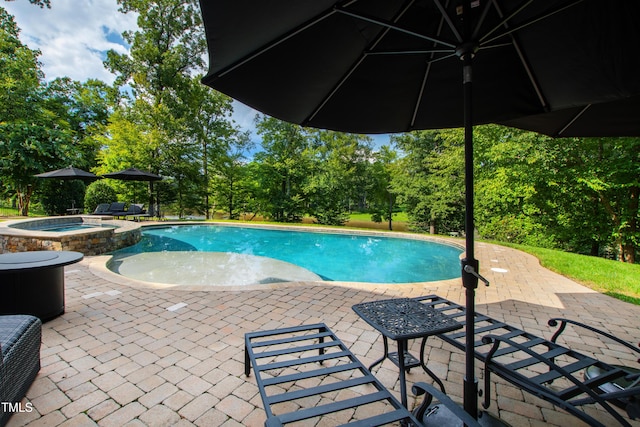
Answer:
[215,7,341,79]
[306,1,419,125]
[480,0,585,46]
[411,0,454,129]
[471,0,496,41]
[479,0,551,112]
[479,0,535,45]
[557,104,591,136]
[431,0,462,43]
[335,5,457,49]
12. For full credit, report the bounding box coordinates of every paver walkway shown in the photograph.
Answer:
[6,234,640,427]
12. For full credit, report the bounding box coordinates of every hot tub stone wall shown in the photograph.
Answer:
[0,218,142,256]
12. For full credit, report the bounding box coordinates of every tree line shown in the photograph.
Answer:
[1,1,637,263]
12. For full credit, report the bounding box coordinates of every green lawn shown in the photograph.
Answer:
[497,243,640,305]
[348,211,409,222]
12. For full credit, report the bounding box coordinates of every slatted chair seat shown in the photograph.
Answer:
[245,323,481,427]
[416,295,640,427]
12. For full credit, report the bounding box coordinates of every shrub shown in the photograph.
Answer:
[84,181,117,213]
[38,180,86,215]
[479,214,557,248]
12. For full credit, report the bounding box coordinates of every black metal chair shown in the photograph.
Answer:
[416,295,640,427]
[245,323,481,426]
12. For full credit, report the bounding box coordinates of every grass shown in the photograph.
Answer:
[497,242,640,305]
[348,211,410,222]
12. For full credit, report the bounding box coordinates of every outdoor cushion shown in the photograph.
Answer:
[92,203,111,214]
[108,202,126,213]
[129,204,145,214]
[0,315,41,426]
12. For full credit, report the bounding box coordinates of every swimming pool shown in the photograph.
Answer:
[108,225,463,286]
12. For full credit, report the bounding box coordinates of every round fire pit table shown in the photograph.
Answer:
[0,251,83,321]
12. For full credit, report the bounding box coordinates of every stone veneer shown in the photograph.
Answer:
[0,216,141,255]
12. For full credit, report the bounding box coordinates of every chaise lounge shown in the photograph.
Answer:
[91,202,126,216]
[418,295,640,427]
[244,323,480,426]
[245,296,640,426]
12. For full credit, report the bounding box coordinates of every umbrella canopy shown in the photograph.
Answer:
[102,167,162,181]
[35,166,99,181]
[199,0,640,422]
[103,168,162,214]
[200,1,640,135]
[502,95,640,138]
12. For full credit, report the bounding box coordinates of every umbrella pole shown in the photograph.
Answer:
[461,47,479,422]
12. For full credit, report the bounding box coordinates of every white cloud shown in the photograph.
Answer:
[3,0,137,84]
[3,1,391,148]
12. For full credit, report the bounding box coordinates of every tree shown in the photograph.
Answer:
[0,7,41,122]
[392,130,465,234]
[473,125,557,247]
[473,125,639,262]
[254,116,311,222]
[368,145,398,230]
[210,131,252,219]
[558,137,639,262]
[0,8,73,215]
[305,130,372,225]
[104,0,206,213]
[179,76,237,218]
[41,77,111,169]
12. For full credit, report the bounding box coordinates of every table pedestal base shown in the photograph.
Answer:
[0,266,65,321]
[422,405,509,427]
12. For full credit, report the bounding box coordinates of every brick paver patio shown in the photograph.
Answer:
[5,232,640,427]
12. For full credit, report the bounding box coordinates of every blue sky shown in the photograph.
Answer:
[4,0,391,148]
[3,0,136,84]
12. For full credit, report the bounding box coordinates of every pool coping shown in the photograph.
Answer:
[90,221,465,291]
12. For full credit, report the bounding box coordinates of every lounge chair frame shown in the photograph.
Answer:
[416,295,640,427]
[245,323,479,426]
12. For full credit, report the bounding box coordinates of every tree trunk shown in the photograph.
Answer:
[387,192,393,231]
[17,186,32,216]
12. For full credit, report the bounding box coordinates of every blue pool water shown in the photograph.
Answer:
[111,225,462,284]
[38,224,117,232]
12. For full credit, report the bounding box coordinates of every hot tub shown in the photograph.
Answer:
[0,216,142,255]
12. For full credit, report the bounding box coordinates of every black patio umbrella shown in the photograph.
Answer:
[102,167,162,181]
[103,168,162,212]
[198,0,640,423]
[35,166,99,181]
[502,95,640,138]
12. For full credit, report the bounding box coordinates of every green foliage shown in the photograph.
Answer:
[391,130,465,234]
[305,130,372,225]
[102,0,212,216]
[38,180,85,215]
[474,126,639,262]
[1,10,109,215]
[0,8,42,122]
[84,181,117,213]
[254,116,311,222]
[367,145,398,229]
[3,1,51,7]
[479,214,556,248]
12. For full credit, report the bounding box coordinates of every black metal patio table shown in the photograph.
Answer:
[352,297,462,408]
